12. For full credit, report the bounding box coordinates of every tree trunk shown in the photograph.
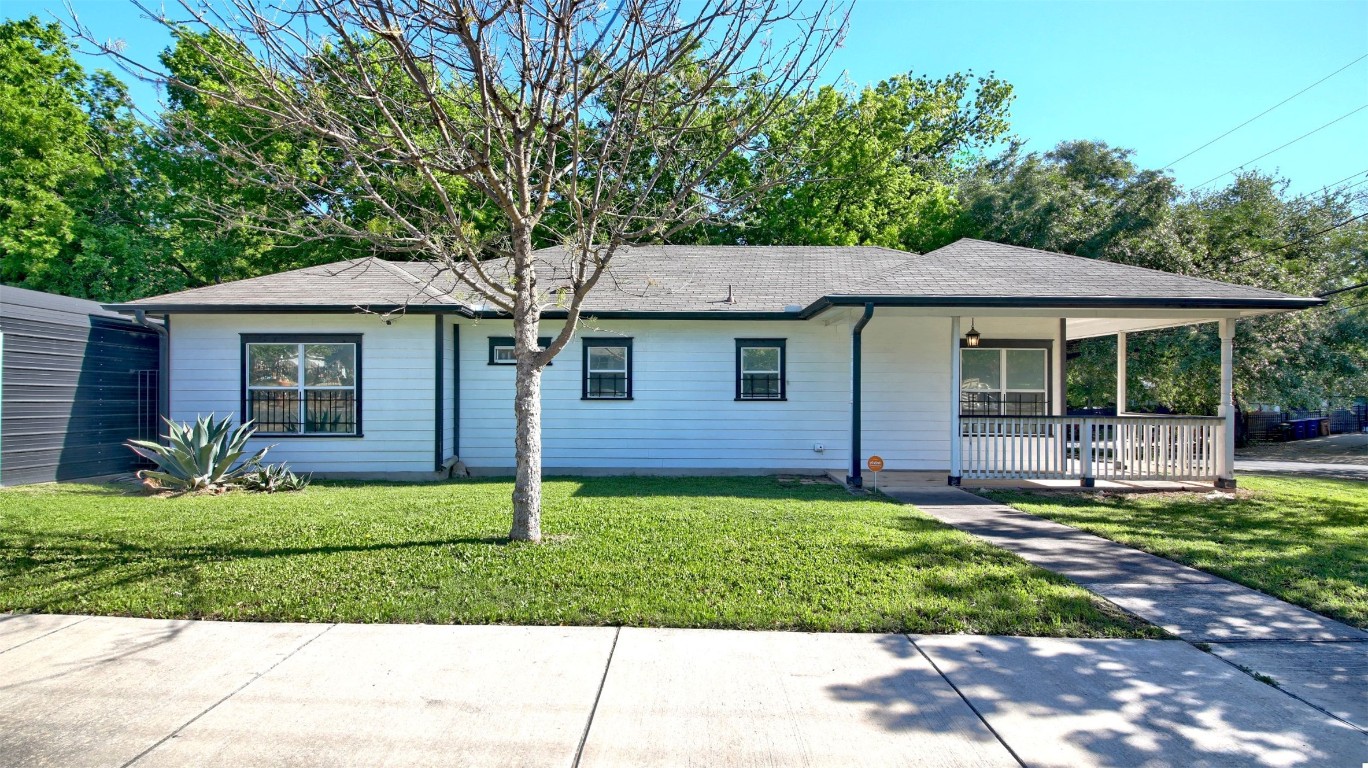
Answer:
[509,226,543,542]
[510,351,543,541]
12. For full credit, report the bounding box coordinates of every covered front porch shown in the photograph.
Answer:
[841,305,1258,490]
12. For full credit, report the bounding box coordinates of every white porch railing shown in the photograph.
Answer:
[961,415,1223,482]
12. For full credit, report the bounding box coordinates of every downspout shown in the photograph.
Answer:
[132,310,170,431]
[847,303,875,488]
[434,314,445,472]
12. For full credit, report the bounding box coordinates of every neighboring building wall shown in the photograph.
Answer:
[0,287,160,485]
[169,313,438,477]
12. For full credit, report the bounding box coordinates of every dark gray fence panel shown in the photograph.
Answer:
[1,287,160,485]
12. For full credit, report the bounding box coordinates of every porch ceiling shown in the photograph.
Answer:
[1063,309,1286,339]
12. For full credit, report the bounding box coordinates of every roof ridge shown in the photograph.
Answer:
[928,238,1303,300]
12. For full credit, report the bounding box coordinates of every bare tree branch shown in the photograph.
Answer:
[72,0,851,541]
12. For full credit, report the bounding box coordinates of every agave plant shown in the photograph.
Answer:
[239,462,311,493]
[126,415,269,492]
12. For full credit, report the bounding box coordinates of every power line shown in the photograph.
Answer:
[1270,211,1368,253]
[1234,210,1368,265]
[1295,167,1368,202]
[1164,51,1368,169]
[1319,280,1368,298]
[1196,168,1368,209]
[1191,103,1368,191]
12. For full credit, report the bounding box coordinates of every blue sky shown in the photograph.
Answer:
[7,0,1368,195]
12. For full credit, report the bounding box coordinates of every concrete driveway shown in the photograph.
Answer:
[2,614,1364,767]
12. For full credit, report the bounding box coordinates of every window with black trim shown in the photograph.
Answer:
[582,338,632,399]
[242,335,361,436]
[960,346,1049,416]
[488,336,552,365]
[736,339,786,401]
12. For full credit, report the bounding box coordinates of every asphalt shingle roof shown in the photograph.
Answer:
[845,239,1298,301]
[117,258,464,310]
[113,238,1315,314]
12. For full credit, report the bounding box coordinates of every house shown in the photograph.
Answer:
[106,238,1321,488]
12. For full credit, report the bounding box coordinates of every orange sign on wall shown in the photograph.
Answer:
[867,455,884,472]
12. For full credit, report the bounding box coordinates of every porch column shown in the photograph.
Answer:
[1116,331,1127,415]
[1055,319,1067,416]
[1216,318,1237,489]
[949,316,962,486]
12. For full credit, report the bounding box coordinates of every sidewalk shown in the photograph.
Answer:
[891,487,1368,737]
[2,614,1364,767]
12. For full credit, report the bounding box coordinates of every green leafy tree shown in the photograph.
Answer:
[953,140,1191,270]
[955,142,1367,412]
[1187,173,1367,408]
[0,18,102,288]
[0,18,179,301]
[702,71,1012,251]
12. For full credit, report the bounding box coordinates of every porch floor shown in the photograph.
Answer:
[827,470,1214,493]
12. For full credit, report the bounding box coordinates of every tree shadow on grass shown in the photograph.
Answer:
[849,513,1162,638]
[563,474,884,501]
[983,484,1368,629]
[0,530,507,614]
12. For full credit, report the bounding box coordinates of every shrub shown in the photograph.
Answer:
[239,463,311,493]
[126,415,268,492]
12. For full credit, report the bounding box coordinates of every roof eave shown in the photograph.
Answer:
[102,303,477,317]
[104,294,1324,319]
[799,294,1325,318]
[472,309,801,321]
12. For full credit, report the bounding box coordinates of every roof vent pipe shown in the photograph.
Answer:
[725,285,737,305]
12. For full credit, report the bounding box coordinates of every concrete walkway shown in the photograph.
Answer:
[2,614,1365,767]
[891,487,1368,738]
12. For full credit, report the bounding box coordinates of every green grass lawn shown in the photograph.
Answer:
[985,475,1368,629]
[0,476,1155,637]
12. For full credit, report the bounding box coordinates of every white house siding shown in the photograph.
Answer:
[859,316,953,471]
[457,315,968,474]
[169,313,439,477]
[168,312,1064,477]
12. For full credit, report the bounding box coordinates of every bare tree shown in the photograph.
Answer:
[77,0,848,541]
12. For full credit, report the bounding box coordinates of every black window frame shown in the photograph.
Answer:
[487,336,552,365]
[958,338,1052,418]
[240,333,363,438]
[735,338,787,401]
[581,337,633,400]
